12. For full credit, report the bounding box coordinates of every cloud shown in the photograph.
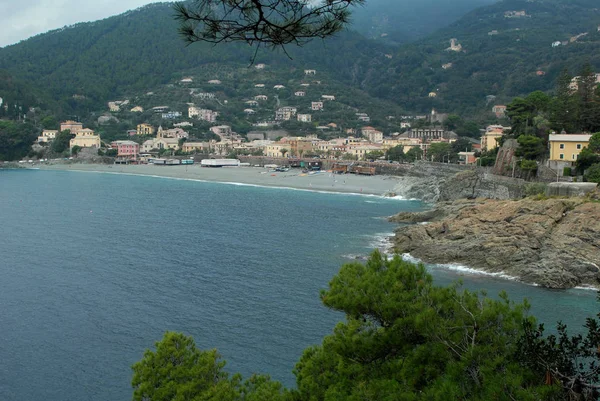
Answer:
[0,0,155,47]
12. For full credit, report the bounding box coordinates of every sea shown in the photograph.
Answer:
[0,169,597,401]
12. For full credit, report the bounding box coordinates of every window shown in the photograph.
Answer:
[559,154,564,160]
[577,144,582,150]
[572,154,576,160]
[559,143,565,149]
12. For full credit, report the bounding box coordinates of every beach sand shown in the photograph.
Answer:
[37,163,405,197]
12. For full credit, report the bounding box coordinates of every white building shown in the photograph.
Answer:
[297,114,312,123]
[311,102,324,111]
[188,106,218,122]
[295,91,306,97]
[275,107,297,121]
[321,95,335,101]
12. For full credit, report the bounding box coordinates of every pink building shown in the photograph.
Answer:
[111,140,140,158]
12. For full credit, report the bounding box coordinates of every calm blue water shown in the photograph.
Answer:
[0,169,597,401]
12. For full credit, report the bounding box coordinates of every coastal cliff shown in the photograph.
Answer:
[390,192,600,289]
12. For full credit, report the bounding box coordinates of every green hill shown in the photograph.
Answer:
[350,0,497,44]
[0,2,393,118]
[359,0,600,115]
[1,0,599,122]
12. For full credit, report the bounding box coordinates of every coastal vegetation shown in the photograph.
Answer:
[132,252,600,400]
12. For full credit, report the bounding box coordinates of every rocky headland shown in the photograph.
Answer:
[390,191,600,289]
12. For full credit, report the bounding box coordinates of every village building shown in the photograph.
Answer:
[548,133,591,167]
[255,63,266,69]
[162,111,182,119]
[264,142,291,157]
[321,95,335,101]
[210,125,233,138]
[254,95,268,101]
[275,107,297,121]
[492,105,507,118]
[70,128,101,150]
[446,38,462,52]
[304,69,316,75]
[244,109,256,114]
[174,121,193,128]
[137,123,154,136]
[192,92,216,100]
[245,100,259,107]
[37,130,58,143]
[151,106,169,113]
[297,114,312,123]
[273,85,285,90]
[481,125,510,151]
[130,106,144,113]
[400,128,457,141]
[207,80,222,84]
[295,91,306,97]
[311,101,324,111]
[111,140,139,158]
[182,141,209,153]
[180,77,193,84]
[255,84,265,88]
[157,126,189,139]
[361,127,383,143]
[188,106,218,122]
[60,120,83,133]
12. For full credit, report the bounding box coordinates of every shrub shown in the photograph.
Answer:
[525,182,547,197]
[563,167,572,177]
[584,163,600,184]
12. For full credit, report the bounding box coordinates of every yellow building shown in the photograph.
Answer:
[382,138,421,153]
[137,123,154,136]
[346,145,383,160]
[265,142,291,158]
[70,129,101,149]
[548,134,591,162]
[182,142,208,153]
[481,125,510,151]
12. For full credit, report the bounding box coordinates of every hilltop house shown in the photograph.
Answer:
[275,107,297,121]
[297,114,312,123]
[492,105,507,118]
[311,101,324,111]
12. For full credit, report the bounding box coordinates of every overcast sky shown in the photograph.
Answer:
[0,0,157,47]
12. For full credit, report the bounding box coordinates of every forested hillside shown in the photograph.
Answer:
[0,2,390,118]
[361,0,600,115]
[350,0,497,44]
[0,0,599,119]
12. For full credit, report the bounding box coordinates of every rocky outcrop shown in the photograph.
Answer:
[391,197,600,289]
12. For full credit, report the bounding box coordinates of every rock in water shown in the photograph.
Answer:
[390,197,600,289]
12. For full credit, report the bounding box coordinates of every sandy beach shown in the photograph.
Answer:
[36,163,406,197]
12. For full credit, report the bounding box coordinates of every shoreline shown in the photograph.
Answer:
[34,163,409,198]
